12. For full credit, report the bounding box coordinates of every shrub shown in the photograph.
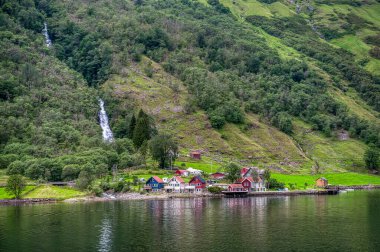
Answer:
[268,178,285,190]
[112,181,126,192]
[208,186,224,194]
[76,170,93,190]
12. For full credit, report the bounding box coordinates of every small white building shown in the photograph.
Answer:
[187,167,202,175]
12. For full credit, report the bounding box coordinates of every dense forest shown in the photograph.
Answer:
[0,0,379,182]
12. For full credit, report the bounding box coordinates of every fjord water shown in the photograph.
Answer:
[1,191,379,252]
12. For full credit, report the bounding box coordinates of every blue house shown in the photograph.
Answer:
[145,176,164,192]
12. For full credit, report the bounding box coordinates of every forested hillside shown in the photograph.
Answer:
[0,0,379,181]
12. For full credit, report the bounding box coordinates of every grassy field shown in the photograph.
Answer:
[293,119,367,173]
[218,0,295,18]
[22,185,86,200]
[0,186,36,200]
[272,172,380,189]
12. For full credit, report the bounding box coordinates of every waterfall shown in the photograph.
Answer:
[99,99,114,143]
[42,22,52,47]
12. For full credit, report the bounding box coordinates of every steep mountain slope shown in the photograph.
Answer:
[0,0,379,178]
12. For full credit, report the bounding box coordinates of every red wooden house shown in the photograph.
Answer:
[236,177,254,191]
[189,175,206,192]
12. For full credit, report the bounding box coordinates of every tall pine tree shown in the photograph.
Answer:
[133,109,151,148]
[128,114,136,139]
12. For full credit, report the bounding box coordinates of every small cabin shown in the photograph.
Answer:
[189,175,206,192]
[316,177,328,187]
[145,176,164,192]
[190,151,202,160]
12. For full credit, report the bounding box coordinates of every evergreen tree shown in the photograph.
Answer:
[133,110,151,148]
[128,114,136,139]
[364,144,379,170]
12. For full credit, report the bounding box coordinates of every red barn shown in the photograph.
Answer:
[210,172,225,180]
[190,150,202,160]
[189,175,206,192]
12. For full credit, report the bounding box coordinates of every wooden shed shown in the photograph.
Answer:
[316,177,328,187]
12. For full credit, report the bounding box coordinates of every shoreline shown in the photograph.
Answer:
[1,186,380,205]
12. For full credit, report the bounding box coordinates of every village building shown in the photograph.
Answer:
[316,177,328,187]
[165,176,185,193]
[236,177,254,191]
[228,184,246,192]
[251,176,266,192]
[189,175,206,192]
[145,176,165,192]
[175,169,189,177]
[190,150,202,160]
[235,175,266,192]
[187,167,202,176]
[210,172,226,180]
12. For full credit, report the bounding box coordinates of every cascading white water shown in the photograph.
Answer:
[42,22,52,47]
[99,99,114,143]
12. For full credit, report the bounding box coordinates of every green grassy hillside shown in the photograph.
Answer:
[0,0,378,183]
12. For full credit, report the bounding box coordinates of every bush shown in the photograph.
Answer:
[112,181,126,193]
[61,165,80,181]
[209,111,226,129]
[91,185,103,197]
[208,186,224,194]
[76,170,93,190]
[268,178,285,190]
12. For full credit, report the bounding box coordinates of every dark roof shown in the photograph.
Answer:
[189,175,206,184]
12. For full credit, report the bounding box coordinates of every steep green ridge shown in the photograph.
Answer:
[0,0,379,181]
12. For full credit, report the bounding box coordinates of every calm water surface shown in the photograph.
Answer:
[1,190,380,252]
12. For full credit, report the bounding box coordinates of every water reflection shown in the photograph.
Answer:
[1,192,380,251]
[98,217,113,252]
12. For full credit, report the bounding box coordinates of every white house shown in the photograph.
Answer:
[186,167,202,175]
[164,176,186,193]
